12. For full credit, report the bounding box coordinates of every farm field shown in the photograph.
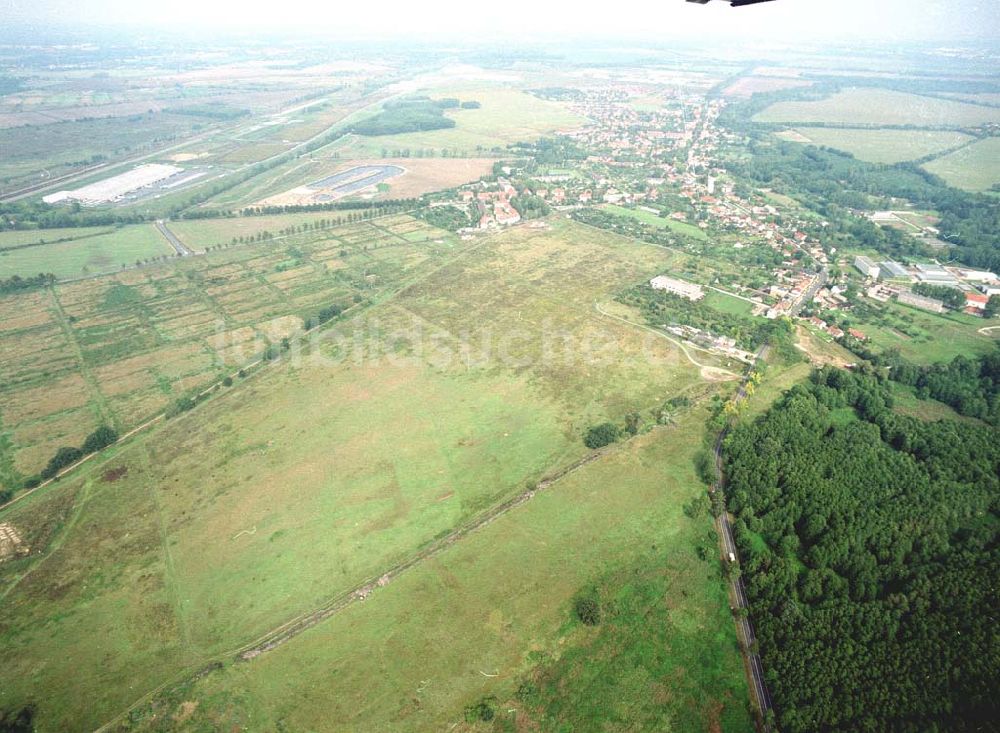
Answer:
[0,218,732,730]
[331,88,585,158]
[121,412,752,733]
[0,214,455,485]
[755,88,1000,127]
[164,211,389,251]
[922,137,1000,191]
[0,224,174,279]
[783,127,972,164]
[0,226,118,250]
[603,203,708,241]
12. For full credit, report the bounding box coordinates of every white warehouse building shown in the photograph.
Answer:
[43,164,183,206]
[650,275,704,301]
[854,256,880,280]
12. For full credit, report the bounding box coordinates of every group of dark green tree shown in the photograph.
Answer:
[722,363,999,731]
[350,97,479,137]
[844,339,1000,425]
[618,282,795,352]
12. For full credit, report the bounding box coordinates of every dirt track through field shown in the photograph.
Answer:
[94,442,613,731]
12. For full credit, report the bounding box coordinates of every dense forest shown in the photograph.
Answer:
[723,366,999,731]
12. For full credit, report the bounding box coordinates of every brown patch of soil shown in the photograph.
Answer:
[102,466,128,483]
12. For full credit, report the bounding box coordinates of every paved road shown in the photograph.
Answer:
[711,341,772,719]
[154,220,193,256]
[710,265,827,724]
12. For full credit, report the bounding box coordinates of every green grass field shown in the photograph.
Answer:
[890,383,985,425]
[785,127,972,164]
[165,212,361,251]
[0,219,742,730]
[0,224,174,278]
[121,413,752,733]
[331,88,584,158]
[704,289,755,316]
[755,88,1000,127]
[922,137,1000,192]
[603,204,709,241]
[0,226,118,250]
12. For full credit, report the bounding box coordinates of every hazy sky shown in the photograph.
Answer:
[3,0,999,42]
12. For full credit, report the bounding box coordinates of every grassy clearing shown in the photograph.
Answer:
[755,88,1000,127]
[0,227,116,250]
[890,383,985,425]
[0,225,174,279]
[0,219,718,730]
[704,289,755,316]
[787,127,972,164]
[120,413,751,733]
[853,302,997,364]
[922,137,1000,192]
[603,204,708,241]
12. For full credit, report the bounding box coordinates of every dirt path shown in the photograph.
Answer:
[94,442,616,731]
[593,301,740,381]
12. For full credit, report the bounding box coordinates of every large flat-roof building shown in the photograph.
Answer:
[898,289,945,313]
[880,260,911,280]
[650,275,704,301]
[914,262,959,287]
[854,256,880,280]
[43,164,183,206]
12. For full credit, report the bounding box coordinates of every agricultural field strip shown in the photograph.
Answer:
[0,216,437,478]
[46,287,115,427]
[0,223,491,499]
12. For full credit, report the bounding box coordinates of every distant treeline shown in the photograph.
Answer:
[167,104,250,120]
[719,91,1000,273]
[350,96,480,136]
[0,273,55,295]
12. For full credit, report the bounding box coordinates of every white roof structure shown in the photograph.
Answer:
[45,164,183,205]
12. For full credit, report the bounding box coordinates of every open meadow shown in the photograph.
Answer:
[922,136,1000,192]
[755,88,1000,127]
[779,127,972,164]
[0,218,747,730]
[0,224,174,279]
[602,204,708,241]
[120,412,752,733]
[851,301,999,363]
[331,88,585,159]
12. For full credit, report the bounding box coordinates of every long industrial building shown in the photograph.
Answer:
[650,275,704,301]
[43,164,183,205]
